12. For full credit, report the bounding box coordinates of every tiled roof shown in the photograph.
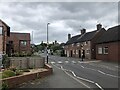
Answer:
[65,30,100,45]
[65,34,81,45]
[96,25,120,44]
[75,30,99,43]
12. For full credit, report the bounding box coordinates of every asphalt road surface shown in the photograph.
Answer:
[19,54,119,89]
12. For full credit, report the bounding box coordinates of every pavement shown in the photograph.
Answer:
[19,54,119,89]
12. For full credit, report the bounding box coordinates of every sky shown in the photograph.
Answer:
[0,1,119,45]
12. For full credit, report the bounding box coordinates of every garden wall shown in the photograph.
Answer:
[9,57,45,69]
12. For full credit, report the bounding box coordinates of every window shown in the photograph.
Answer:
[76,50,78,54]
[73,50,75,54]
[86,49,90,54]
[65,50,67,54]
[77,43,80,46]
[103,47,108,54]
[98,47,102,54]
[20,41,27,46]
[84,41,88,45]
[0,27,3,35]
[72,44,74,47]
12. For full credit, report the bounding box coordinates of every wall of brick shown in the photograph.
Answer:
[1,64,53,88]
[96,42,120,62]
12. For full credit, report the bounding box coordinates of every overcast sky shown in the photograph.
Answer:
[0,2,118,44]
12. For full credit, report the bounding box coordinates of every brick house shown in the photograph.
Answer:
[96,25,120,62]
[0,19,10,54]
[7,32,31,56]
[64,24,106,59]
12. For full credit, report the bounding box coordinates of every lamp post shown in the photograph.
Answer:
[47,23,50,63]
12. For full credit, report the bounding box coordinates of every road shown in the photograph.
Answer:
[19,54,119,89]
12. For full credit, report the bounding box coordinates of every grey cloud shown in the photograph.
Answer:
[0,2,118,44]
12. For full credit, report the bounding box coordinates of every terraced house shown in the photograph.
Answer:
[0,19,10,54]
[96,25,120,62]
[64,24,106,59]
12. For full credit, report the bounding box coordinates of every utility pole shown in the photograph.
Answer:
[47,23,50,63]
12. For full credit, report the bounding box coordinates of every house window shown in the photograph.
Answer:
[72,44,74,47]
[65,50,67,54]
[86,49,90,54]
[77,43,80,46]
[84,41,88,45]
[73,50,75,54]
[98,47,102,54]
[0,27,3,35]
[20,40,27,46]
[76,50,78,54]
[103,47,108,54]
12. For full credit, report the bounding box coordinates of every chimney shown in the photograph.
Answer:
[97,24,102,30]
[81,28,86,35]
[68,34,71,40]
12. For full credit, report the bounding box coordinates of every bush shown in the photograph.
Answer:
[2,82,9,90]
[15,70,23,76]
[22,69,30,72]
[8,67,16,72]
[2,55,10,68]
[2,73,9,79]
[3,70,16,78]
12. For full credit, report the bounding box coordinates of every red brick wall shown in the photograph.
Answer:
[1,64,53,88]
[7,33,31,55]
[96,42,119,62]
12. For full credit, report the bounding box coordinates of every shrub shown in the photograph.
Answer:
[2,55,10,68]
[3,70,16,77]
[8,67,16,72]
[2,73,9,79]
[22,69,30,72]
[2,82,9,90]
[15,70,23,76]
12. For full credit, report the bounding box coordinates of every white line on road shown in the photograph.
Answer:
[58,61,62,64]
[81,65,85,68]
[51,62,55,64]
[65,61,69,63]
[98,70,105,74]
[55,64,104,90]
[64,70,91,89]
[95,83,104,90]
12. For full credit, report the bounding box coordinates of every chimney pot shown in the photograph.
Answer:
[97,24,102,30]
[81,29,86,35]
[68,34,71,40]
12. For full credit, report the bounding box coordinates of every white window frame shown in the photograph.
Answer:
[20,40,27,46]
[0,27,3,35]
[76,50,78,54]
[77,43,80,46]
[98,47,102,54]
[86,49,90,54]
[103,47,108,54]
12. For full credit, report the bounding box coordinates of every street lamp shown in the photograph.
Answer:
[47,23,50,63]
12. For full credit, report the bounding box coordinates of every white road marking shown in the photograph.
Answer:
[76,76,94,84]
[72,61,76,63]
[64,71,91,88]
[58,61,62,64]
[65,61,69,63]
[98,70,105,74]
[51,62,55,64]
[81,65,85,68]
[95,83,104,90]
